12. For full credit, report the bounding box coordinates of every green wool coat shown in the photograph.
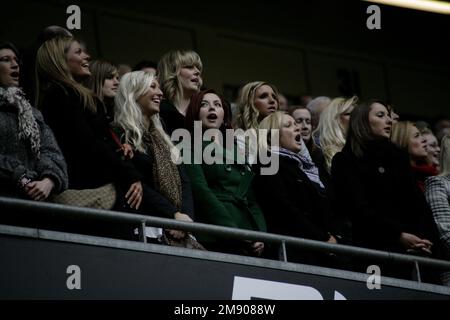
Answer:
[184,141,266,242]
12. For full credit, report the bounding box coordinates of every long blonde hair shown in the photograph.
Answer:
[440,133,450,176]
[314,96,358,172]
[157,50,203,108]
[35,36,96,112]
[233,81,280,131]
[114,71,179,159]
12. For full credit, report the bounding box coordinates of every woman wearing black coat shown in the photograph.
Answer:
[331,101,439,280]
[35,36,149,238]
[255,111,338,265]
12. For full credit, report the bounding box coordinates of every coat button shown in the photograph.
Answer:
[240,171,245,176]
[225,166,232,172]
[378,167,385,174]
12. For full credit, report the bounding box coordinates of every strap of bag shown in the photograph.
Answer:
[109,128,123,148]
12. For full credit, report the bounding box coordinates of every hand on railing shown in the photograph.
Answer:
[251,241,265,256]
[400,232,433,256]
[168,212,194,239]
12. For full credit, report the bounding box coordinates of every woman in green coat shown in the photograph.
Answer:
[184,89,266,256]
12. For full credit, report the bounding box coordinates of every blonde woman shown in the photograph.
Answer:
[425,133,450,285]
[254,111,338,265]
[420,127,441,171]
[232,81,280,164]
[114,71,194,240]
[36,36,143,213]
[391,121,438,192]
[313,96,358,173]
[157,49,203,135]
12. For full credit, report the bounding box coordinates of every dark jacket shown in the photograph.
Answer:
[331,139,439,254]
[40,84,141,190]
[254,155,333,242]
[130,149,194,220]
[159,99,186,136]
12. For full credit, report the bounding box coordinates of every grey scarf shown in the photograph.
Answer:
[0,87,41,158]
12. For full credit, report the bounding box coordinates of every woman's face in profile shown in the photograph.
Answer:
[368,103,392,139]
[408,126,428,161]
[423,132,440,166]
[66,41,91,80]
[102,72,119,99]
[0,49,19,87]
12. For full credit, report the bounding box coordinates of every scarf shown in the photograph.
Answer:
[144,123,182,210]
[0,87,41,158]
[272,147,325,190]
[411,163,439,193]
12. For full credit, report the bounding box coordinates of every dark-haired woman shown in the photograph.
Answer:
[184,89,265,256]
[331,101,439,280]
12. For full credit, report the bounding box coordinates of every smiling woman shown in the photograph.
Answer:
[113,71,195,241]
[34,36,155,239]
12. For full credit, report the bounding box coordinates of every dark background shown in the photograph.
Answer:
[2,0,449,121]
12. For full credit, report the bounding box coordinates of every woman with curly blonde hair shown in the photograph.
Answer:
[233,81,280,131]
[113,71,194,241]
[232,81,280,164]
[157,49,203,135]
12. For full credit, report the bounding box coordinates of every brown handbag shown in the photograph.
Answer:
[50,183,117,210]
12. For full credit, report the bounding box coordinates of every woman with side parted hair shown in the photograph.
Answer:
[233,81,280,131]
[157,49,203,135]
[391,121,438,192]
[84,60,119,123]
[331,101,439,281]
[425,133,450,285]
[232,81,281,164]
[114,71,195,240]
[36,36,147,238]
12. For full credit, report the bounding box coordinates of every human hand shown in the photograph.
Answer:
[125,181,143,209]
[25,178,55,201]
[118,143,134,159]
[167,212,194,239]
[251,241,265,256]
[400,232,433,255]
[327,235,338,244]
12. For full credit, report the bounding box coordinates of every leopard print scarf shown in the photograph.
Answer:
[144,124,182,210]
